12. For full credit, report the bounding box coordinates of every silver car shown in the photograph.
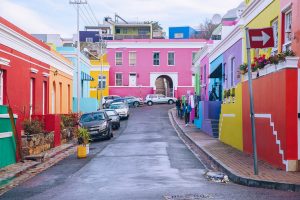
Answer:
[144,94,177,106]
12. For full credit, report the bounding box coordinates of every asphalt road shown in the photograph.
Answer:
[1,105,300,200]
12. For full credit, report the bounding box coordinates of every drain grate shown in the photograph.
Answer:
[164,194,213,200]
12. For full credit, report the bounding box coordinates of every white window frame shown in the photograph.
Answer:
[271,18,279,54]
[283,9,293,50]
[0,70,3,105]
[86,37,93,43]
[115,73,123,86]
[192,74,195,87]
[231,58,235,87]
[42,81,46,115]
[30,78,34,116]
[167,52,175,66]
[129,51,137,66]
[115,52,123,66]
[98,75,107,89]
[129,73,137,86]
[153,52,160,66]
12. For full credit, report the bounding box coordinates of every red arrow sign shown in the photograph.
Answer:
[248,27,274,49]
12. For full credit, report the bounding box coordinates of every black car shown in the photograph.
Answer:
[103,109,120,130]
[79,111,113,140]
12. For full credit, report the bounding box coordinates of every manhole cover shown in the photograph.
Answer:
[164,194,213,200]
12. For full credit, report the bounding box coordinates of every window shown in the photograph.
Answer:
[203,65,206,84]
[231,58,235,87]
[115,52,123,66]
[223,63,227,87]
[123,28,128,34]
[138,28,150,35]
[59,82,62,113]
[0,70,3,105]
[68,84,71,113]
[86,37,93,43]
[116,28,121,34]
[52,82,56,114]
[284,10,292,50]
[30,78,35,116]
[42,81,47,115]
[153,52,160,66]
[168,52,175,66]
[192,52,197,66]
[129,52,137,66]
[116,73,123,86]
[272,19,279,53]
[98,75,106,89]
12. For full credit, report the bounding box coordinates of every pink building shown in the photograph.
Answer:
[107,39,207,99]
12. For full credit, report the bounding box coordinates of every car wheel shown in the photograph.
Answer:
[133,101,139,107]
[168,100,174,104]
[147,101,153,106]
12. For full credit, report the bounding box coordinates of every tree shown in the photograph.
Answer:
[197,19,220,40]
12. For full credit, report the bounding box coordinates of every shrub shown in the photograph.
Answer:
[77,128,90,145]
[22,119,44,135]
[61,114,78,129]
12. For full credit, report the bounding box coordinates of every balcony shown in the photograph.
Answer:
[114,34,151,40]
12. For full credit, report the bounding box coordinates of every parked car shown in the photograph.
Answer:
[79,111,113,140]
[124,96,144,107]
[102,95,121,108]
[103,109,120,130]
[109,102,130,119]
[107,98,129,108]
[144,94,177,106]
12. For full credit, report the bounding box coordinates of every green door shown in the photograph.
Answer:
[0,105,17,168]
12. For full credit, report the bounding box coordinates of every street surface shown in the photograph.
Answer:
[1,105,300,200]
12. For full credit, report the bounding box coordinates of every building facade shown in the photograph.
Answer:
[169,26,197,39]
[106,39,208,99]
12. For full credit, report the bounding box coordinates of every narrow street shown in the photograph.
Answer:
[1,105,300,200]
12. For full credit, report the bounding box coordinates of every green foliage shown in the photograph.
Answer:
[61,114,78,129]
[77,128,90,145]
[22,119,44,135]
[231,88,235,97]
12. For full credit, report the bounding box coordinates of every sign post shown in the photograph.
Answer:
[245,27,274,175]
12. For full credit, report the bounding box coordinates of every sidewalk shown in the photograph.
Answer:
[0,143,76,196]
[169,108,300,192]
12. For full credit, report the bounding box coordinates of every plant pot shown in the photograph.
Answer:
[258,68,267,76]
[265,64,276,74]
[77,145,87,158]
[285,57,299,68]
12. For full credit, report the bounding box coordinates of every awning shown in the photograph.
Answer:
[209,64,222,78]
[81,71,94,81]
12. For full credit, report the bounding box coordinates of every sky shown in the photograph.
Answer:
[0,0,243,37]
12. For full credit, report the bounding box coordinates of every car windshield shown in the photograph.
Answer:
[106,110,117,116]
[80,112,105,123]
[110,104,125,109]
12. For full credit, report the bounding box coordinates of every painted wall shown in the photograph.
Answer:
[242,68,298,170]
[107,41,201,98]
[223,39,243,89]
[200,54,210,101]
[209,55,223,99]
[169,26,196,39]
[219,83,243,151]
[244,0,281,61]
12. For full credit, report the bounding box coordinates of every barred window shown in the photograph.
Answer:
[115,52,123,66]
[116,73,122,86]
[153,52,160,66]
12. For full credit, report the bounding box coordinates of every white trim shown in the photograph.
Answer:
[0,23,74,76]
[30,68,38,74]
[58,51,91,70]
[254,113,288,170]
[241,0,274,26]
[107,41,207,49]
[0,70,3,105]
[0,132,13,139]
[128,51,137,66]
[153,51,160,66]
[115,72,123,86]
[42,72,50,77]
[0,114,18,118]
[115,51,123,66]
[281,2,292,13]
[0,57,10,66]
[209,25,243,62]
[223,114,236,117]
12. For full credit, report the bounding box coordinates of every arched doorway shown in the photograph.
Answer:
[155,75,173,97]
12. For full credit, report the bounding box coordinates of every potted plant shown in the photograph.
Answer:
[240,63,248,75]
[231,88,236,102]
[284,50,299,67]
[77,127,90,158]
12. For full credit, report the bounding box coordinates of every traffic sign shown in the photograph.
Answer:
[248,27,274,49]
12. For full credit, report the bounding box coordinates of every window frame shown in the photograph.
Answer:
[153,52,160,66]
[129,51,137,66]
[0,70,3,105]
[283,8,293,51]
[98,75,107,89]
[167,52,175,66]
[115,73,123,86]
[85,37,93,43]
[230,58,236,87]
[115,51,123,66]
[192,52,197,67]
[271,18,279,54]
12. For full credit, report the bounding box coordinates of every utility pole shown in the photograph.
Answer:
[99,36,107,109]
[69,0,87,113]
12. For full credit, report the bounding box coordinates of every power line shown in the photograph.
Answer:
[79,5,95,25]
[83,4,98,25]
[87,3,99,25]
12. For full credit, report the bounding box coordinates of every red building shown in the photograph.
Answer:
[0,17,52,159]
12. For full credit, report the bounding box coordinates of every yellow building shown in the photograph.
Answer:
[49,49,74,114]
[90,54,110,106]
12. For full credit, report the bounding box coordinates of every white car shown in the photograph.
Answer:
[109,102,130,119]
[144,94,177,106]
[102,95,121,108]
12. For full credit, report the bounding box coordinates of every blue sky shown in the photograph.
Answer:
[0,0,243,37]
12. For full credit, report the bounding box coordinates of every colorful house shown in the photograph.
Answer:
[90,54,110,107]
[106,39,208,98]
[56,47,98,113]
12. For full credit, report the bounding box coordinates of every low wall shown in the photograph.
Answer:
[109,87,153,99]
[21,132,54,156]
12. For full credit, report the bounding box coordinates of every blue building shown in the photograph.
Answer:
[56,47,98,113]
[169,26,197,39]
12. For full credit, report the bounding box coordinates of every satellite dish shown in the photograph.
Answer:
[212,14,222,24]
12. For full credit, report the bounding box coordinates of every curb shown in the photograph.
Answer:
[169,109,300,192]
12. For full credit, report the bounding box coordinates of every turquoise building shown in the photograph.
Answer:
[56,47,98,113]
